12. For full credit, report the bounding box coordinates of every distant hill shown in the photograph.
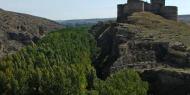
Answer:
[57,18,115,27]
[0,8,63,58]
[58,15,190,27]
[178,15,190,24]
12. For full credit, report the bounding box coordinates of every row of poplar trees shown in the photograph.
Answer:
[0,27,148,95]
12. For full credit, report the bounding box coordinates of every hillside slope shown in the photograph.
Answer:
[90,12,190,95]
[91,12,190,78]
[0,9,63,58]
[127,12,190,46]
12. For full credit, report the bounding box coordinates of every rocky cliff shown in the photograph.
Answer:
[0,9,63,58]
[90,12,190,95]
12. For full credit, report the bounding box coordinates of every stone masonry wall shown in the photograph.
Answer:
[124,2,144,14]
[123,1,144,16]
[117,4,126,22]
[160,6,178,20]
[150,0,165,14]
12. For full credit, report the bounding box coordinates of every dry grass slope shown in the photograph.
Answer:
[127,12,190,47]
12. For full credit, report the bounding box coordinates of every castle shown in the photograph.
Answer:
[117,0,178,22]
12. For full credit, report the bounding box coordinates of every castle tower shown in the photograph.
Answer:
[117,0,145,22]
[117,4,125,22]
[128,0,141,3]
[151,0,165,14]
[160,6,178,20]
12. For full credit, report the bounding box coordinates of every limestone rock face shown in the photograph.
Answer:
[0,9,63,58]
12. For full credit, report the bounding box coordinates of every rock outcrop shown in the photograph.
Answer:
[0,9,63,58]
[90,12,190,94]
[90,12,190,76]
[141,69,190,95]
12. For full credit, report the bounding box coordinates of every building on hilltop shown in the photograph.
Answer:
[117,0,178,22]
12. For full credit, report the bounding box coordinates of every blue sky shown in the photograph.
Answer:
[0,0,189,20]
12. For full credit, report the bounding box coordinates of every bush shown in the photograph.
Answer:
[95,69,148,95]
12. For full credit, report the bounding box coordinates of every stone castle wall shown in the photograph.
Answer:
[160,6,178,20]
[150,0,165,6]
[144,2,151,12]
[117,4,126,22]
[117,1,144,22]
[151,0,165,14]
[123,1,144,15]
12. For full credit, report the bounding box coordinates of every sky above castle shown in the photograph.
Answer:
[0,0,189,20]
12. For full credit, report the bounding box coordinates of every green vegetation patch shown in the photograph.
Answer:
[0,27,97,95]
[94,69,148,95]
[0,27,148,95]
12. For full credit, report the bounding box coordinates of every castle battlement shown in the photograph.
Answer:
[117,0,178,22]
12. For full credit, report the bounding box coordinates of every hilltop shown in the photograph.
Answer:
[90,12,190,95]
[126,12,190,46]
[0,9,63,58]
